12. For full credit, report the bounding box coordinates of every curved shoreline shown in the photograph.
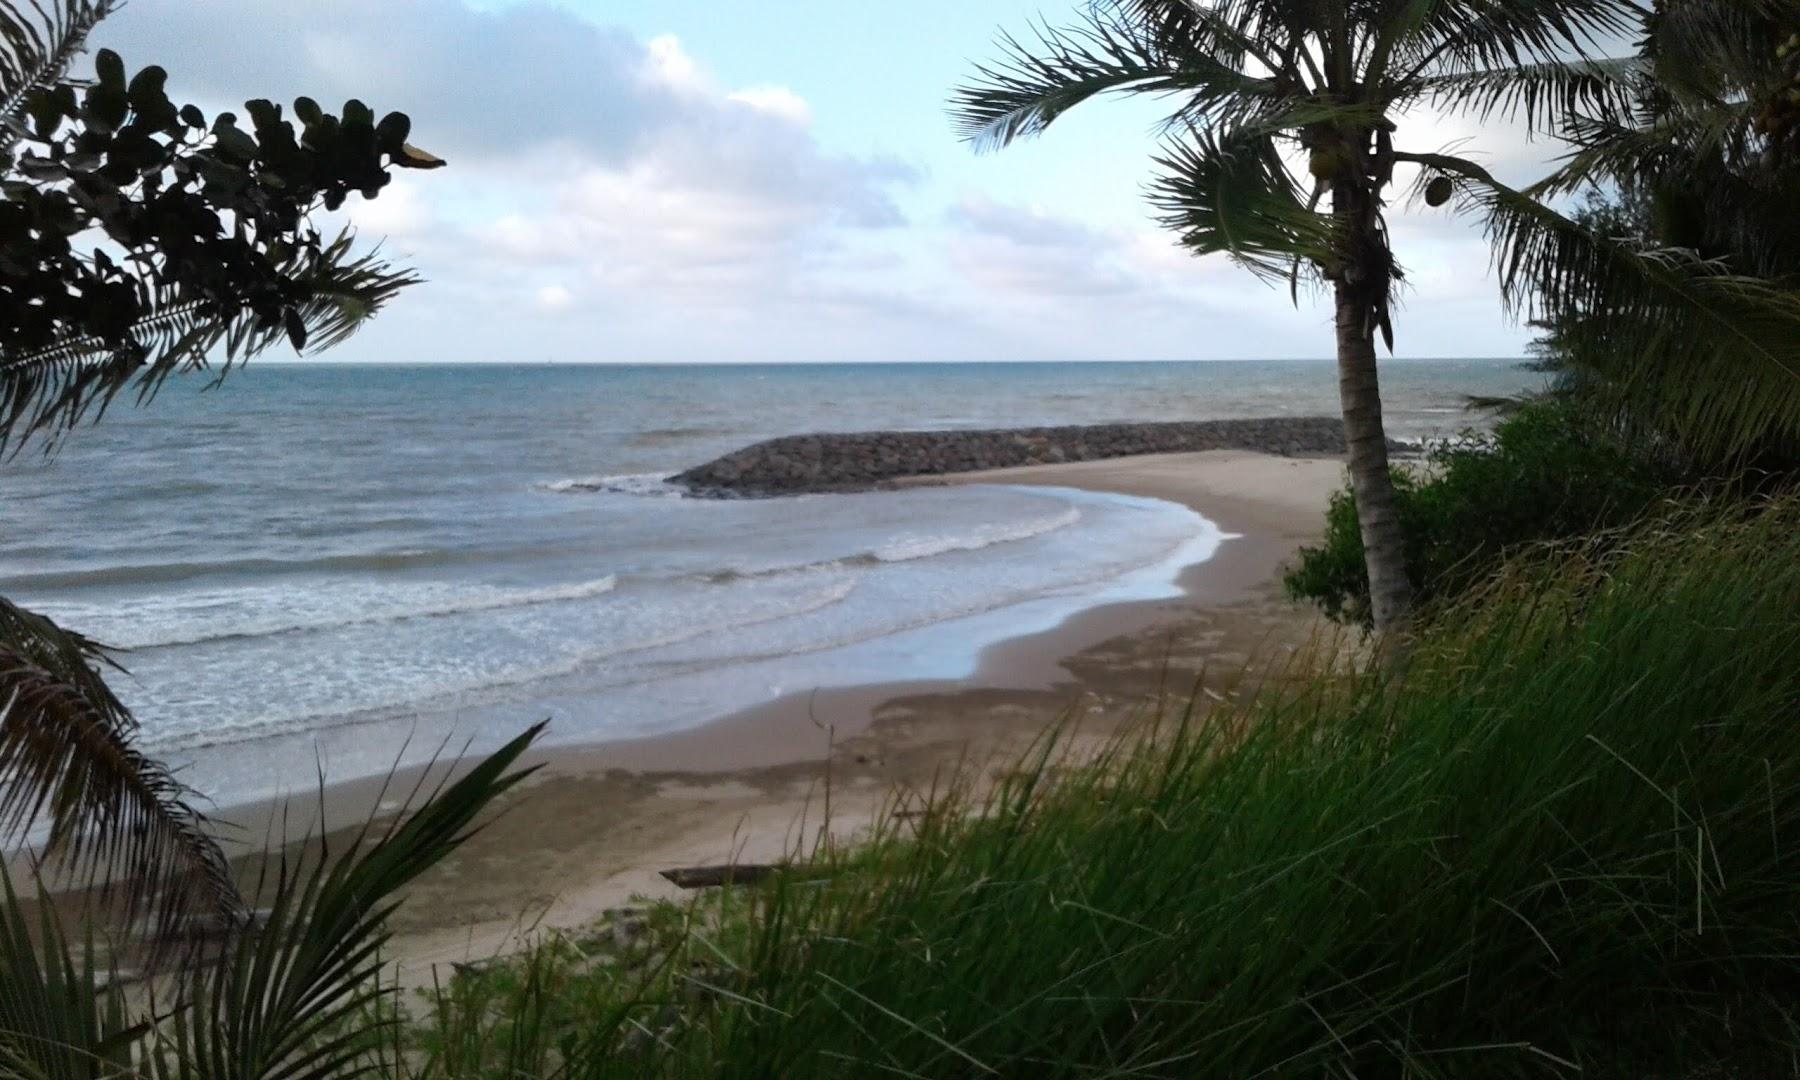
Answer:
[16,451,1344,947]
[19,451,1345,978]
[294,450,1346,977]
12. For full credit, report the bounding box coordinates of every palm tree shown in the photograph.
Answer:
[0,0,438,929]
[1524,0,1800,461]
[951,0,1800,634]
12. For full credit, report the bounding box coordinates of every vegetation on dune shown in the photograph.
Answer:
[375,500,1800,1078]
[4,0,1800,1076]
[1283,399,1686,625]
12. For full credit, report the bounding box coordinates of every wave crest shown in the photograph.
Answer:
[538,473,684,498]
[123,575,620,651]
[871,506,1081,563]
[139,576,859,754]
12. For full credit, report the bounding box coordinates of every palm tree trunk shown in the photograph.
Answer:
[1333,279,1413,636]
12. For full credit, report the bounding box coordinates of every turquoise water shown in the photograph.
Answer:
[0,360,1537,803]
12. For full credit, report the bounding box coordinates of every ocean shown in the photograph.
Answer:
[0,360,1540,805]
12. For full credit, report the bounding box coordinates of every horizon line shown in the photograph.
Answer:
[254,356,1530,367]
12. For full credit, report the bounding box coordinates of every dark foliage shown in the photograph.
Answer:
[0,0,440,932]
[1285,402,1680,626]
[0,724,544,1080]
[1517,0,1800,460]
[0,28,443,450]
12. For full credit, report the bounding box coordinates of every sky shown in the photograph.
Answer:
[99,0,1585,363]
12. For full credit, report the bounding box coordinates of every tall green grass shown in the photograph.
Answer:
[405,500,1800,1079]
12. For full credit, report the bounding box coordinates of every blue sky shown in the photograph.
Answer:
[102,0,1572,363]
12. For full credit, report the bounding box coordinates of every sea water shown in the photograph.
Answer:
[0,360,1539,804]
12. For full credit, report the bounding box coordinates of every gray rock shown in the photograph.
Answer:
[670,417,1390,498]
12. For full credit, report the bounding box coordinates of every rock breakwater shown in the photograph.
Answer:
[673,417,1378,497]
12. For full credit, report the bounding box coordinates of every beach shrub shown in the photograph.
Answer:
[395,500,1800,1079]
[1284,400,1676,626]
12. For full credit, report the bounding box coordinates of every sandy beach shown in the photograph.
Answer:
[294,449,1346,977]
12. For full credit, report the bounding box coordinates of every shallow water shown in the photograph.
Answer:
[0,360,1536,803]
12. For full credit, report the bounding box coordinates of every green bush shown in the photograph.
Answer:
[1285,400,1677,625]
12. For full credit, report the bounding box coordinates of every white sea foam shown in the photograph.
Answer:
[141,575,860,753]
[56,575,621,651]
[538,473,684,498]
[871,505,1081,563]
[4,361,1531,807]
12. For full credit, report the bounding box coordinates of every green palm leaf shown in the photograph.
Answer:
[1410,150,1800,458]
[0,598,241,940]
[1387,0,1640,84]
[1151,127,1337,278]
[0,727,543,1080]
[0,238,420,453]
[0,869,141,1080]
[153,724,543,1080]
[950,7,1279,151]
[1416,56,1643,128]
[1649,0,1794,104]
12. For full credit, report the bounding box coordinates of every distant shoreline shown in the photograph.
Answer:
[245,357,1528,368]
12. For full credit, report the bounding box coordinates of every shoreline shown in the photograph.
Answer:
[210,449,1340,813]
[86,450,1346,977]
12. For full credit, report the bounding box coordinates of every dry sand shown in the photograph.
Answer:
[228,451,1349,980]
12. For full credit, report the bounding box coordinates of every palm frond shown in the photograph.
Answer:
[1405,149,1800,459]
[1531,106,1750,198]
[1415,55,1643,129]
[0,235,420,453]
[0,595,126,723]
[0,0,117,157]
[0,599,241,941]
[0,726,542,1080]
[1150,127,1338,280]
[0,868,141,1080]
[1649,0,1794,105]
[160,724,544,1080]
[949,7,1277,151]
[1108,0,1284,75]
[1543,121,1800,281]
[1392,0,1639,88]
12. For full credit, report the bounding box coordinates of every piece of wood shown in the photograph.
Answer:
[659,864,781,889]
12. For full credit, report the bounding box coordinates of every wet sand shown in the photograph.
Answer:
[315,449,1350,978]
[11,451,1346,980]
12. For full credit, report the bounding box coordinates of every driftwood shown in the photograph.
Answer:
[658,864,782,889]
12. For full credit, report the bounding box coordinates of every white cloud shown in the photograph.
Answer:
[728,86,813,126]
[346,178,430,239]
[946,197,1141,299]
[643,34,707,95]
[103,1,914,329]
[96,0,1543,363]
[534,284,575,312]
